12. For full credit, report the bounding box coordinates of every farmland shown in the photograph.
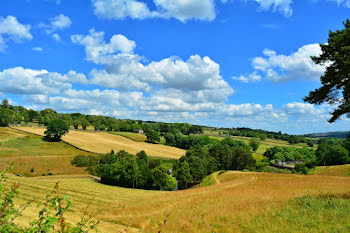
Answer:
[0,127,93,176]
[11,126,185,159]
[7,170,350,233]
[1,126,350,232]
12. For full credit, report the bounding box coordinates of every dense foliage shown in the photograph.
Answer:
[316,144,350,166]
[304,19,350,122]
[44,119,69,141]
[92,150,176,190]
[264,146,316,162]
[173,138,255,189]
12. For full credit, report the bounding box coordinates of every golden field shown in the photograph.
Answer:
[11,126,185,159]
[7,171,350,233]
[2,126,350,232]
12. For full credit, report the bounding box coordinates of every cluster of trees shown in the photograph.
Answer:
[173,138,255,189]
[316,143,350,166]
[91,150,177,191]
[264,146,316,162]
[165,133,216,149]
[225,127,317,146]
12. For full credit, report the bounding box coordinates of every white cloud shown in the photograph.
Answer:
[32,46,43,51]
[232,72,262,83]
[39,14,71,41]
[153,0,216,22]
[50,14,71,30]
[0,67,87,95]
[52,33,60,41]
[282,102,322,116]
[0,16,32,51]
[92,0,215,22]
[254,0,293,17]
[235,44,326,83]
[92,0,296,22]
[328,0,350,7]
[72,29,234,105]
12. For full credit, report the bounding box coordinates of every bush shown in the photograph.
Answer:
[295,163,309,174]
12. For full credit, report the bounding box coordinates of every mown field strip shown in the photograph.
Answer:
[12,126,185,159]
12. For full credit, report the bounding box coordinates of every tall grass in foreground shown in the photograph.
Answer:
[244,193,350,233]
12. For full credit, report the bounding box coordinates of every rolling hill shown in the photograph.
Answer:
[11,126,185,159]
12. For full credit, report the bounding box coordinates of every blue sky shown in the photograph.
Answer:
[0,0,349,134]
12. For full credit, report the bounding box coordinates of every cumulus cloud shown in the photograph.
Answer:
[234,44,326,83]
[39,14,71,40]
[91,0,297,22]
[92,0,215,22]
[0,16,32,51]
[0,67,87,95]
[72,29,234,107]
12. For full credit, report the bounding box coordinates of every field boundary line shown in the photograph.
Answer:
[8,126,178,160]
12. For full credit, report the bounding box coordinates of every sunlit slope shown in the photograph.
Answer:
[11,126,185,159]
[9,171,350,233]
[0,127,92,176]
[312,164,350,177]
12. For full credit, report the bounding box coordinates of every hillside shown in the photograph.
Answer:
[8,171,350,233]
[0,127,94,176]
[11,126,185,159]
[304,131,350,139]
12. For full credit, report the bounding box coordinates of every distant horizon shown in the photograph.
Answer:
[0,0,349,134]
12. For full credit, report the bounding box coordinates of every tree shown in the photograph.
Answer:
[316,144,349,166]
[73,120,80,129]
[303,19,350,122]
[152,165,177,191]
[44,119,69,141]
[81,119,89,130]
[145,129,160,143]
[1,99,10,109]
[28,109,39,122]
[175,161,193,188]
[249,138,260,152]
[259,134,267,141]
[0,108,16,126]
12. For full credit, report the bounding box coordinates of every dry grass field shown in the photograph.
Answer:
[312,164,350,177]
[110,131,148,142]
[11,126,185,159]
[0,127,93,176]
[7,171,350,233]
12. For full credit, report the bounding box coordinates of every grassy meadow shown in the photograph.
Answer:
[11,126,185,159]
[6,171,350,233]
[0,127,93,176]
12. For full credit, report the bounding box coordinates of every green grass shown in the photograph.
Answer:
[244,193,350,233]
[0,127,95,176]
[253,153,264,161]
[200,174,215,187]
